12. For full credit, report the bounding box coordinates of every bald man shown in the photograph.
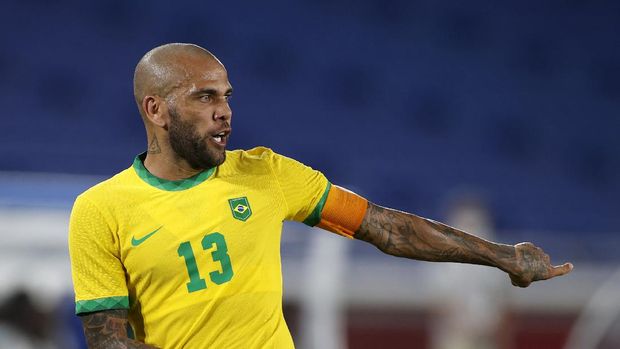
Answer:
[68,43,573,349]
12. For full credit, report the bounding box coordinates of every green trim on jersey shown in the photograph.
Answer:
[132,153,215,191]
[303,182,332,227]
[75,296,129,314]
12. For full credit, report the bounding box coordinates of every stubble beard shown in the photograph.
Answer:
[168,106,226,171]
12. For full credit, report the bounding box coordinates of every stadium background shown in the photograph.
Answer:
[1,1,619,348]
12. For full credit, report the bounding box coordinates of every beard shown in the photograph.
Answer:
[168,107,226,170]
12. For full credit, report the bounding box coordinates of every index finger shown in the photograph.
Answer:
[549,262,574,278]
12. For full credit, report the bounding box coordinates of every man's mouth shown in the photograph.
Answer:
[210,129,231,146]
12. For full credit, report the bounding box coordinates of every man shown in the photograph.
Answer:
[68,43,573,349]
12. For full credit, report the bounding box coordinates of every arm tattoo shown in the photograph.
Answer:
[355,203,515,271]
[80,309,159,349]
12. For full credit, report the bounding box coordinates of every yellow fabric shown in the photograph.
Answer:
[68,147,329,349]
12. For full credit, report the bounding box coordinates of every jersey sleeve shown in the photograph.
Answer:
[68,195,129,315]
[267,150,330,225]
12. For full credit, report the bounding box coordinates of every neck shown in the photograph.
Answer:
[143,135,202,180]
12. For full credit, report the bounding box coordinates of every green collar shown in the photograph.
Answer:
[132,153,215,191]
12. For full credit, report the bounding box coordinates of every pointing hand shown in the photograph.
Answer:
[508,242,573,288]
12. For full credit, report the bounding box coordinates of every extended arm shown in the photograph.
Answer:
[80,309,160,349]
[354,202,573,287]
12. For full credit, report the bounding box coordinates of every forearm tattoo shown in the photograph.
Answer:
[80,309,159,349]
[355,203,515,270]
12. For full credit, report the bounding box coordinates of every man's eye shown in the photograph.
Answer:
[225,95,232,101]
[200,95,212,102]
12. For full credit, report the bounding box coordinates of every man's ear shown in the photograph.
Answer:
[142,95,168,128]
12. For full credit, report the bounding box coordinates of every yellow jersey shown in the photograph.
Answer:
[68,147,330,348]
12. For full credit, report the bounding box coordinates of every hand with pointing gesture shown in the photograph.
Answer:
[508,242,574,287]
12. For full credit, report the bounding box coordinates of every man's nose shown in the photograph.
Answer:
[213,100,232,121]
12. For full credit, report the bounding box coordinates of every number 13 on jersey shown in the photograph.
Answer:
[177,232,234,293]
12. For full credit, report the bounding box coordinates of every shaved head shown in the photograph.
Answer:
[133,43,233,174]
[133,43,223,118]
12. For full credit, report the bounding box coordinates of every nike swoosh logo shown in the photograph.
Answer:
[131,226,163,247]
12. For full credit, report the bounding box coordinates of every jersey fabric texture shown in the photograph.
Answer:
[68,147,330,348]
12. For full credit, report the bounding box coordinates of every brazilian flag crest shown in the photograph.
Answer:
[228,197,252,221]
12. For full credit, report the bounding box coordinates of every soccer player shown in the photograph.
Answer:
[68,43,573,349]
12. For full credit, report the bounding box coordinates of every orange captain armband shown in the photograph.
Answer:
[316,185,368,238]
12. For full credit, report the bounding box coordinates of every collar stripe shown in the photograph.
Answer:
[132,152,215,191]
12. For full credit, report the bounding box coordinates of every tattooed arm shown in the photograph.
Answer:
[355,202,573,287]
[80,309,160,349]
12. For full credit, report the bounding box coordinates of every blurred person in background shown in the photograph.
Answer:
[0,290,57,349]
[68,43,573,348]
[431,193,508,349]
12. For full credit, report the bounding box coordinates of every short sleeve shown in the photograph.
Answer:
[267,151,330,225]
[68,195,129,315]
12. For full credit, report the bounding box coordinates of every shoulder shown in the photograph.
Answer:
[221,146,314,176]
[225,146,278,162]
[74,167,135,207]
[70,167,136,232]
[220,146,282,174]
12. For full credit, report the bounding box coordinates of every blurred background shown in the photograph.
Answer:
[1,0,619,348]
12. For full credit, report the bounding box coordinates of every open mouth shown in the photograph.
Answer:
[210,129,231,147]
